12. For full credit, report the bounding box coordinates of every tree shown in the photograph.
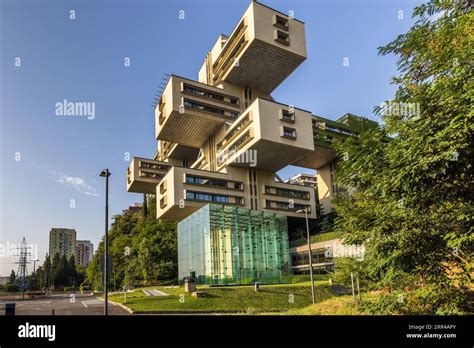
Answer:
[51,253,61,288]
[43,255,51,289]
[8,270,16,284]
[66,255,77,287]
[333,0,473,305]
[85,207,177,290]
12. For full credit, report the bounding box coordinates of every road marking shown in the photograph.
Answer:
[82,299,102,306]
[36,300,52,304]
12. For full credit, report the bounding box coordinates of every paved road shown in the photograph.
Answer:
[0,293,129,315]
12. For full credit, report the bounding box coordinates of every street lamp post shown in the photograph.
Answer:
[100,169,111,316]
[297,207,315,305]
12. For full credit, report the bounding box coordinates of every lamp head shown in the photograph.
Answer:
[100,169,111,177]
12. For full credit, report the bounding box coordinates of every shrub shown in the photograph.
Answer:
[358,285,471,315]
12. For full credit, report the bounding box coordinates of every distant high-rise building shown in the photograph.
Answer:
[75,240,94,266]
[128,202,143,213]
[49,228,76,259]
[285,173,317,188]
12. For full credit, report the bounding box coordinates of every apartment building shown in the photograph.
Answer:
[49,228,76,259]
[126,1,377,284]
[75,240,94,266]
[290,237,365,275]
[285,173,317,188]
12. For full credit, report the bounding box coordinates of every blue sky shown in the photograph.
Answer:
[0,0,423,275]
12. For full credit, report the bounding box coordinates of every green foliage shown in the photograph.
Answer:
[63,286,78,292]
[358,285,470,315]
[85,205,178,291]
[332,0,473,304]
[1,283,19,292]
[332,257,373,289]
[8,270,15,284]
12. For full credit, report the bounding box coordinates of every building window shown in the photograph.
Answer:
[185,190,244,205]
[279,109,295,123]
[186,175,244,191]
[264,186,309,199]
[186,191,229,203]
[182,83,240,106]
[139,161,169,171]
[160,197,167,209]
[139,171,162,179]
[273,14,289,30]
[160,180,167,194]
[217,113,251,151]
[281,126,296,139]
[273,29,290,46]
[265,200,311,212]
[183,98,239,118]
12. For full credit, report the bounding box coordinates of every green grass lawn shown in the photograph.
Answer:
[110,282,334,314]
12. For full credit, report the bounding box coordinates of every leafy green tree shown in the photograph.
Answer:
[333,0,473,302]
[43,255,51,289]
[85,207,177,290]
[332,257,373,289]
[51,253,60,288]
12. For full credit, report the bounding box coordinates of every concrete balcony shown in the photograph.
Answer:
[211,1,307,94]
[157,166,247,220]
[216,98,314,171]
[126,157,171,194]
[258,172,317,219]
[155,75,241,148]
[156,140,200,163]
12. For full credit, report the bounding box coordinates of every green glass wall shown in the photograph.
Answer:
[178,204,290,285]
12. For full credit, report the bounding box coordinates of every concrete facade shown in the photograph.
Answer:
[75,240,94,266]
[126,1,377,223]
[49,228,76,259]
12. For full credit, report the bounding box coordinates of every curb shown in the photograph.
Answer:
[96,297,135,314]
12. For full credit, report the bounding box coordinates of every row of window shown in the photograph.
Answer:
[183,84,239,106]
[229,130,252,153]
[273,14,290,46]
[139,161,169,171]
[291,249,330,267]
[266,200,311,212]
[139,171,163,179]
[217,114,251,151]
[264,186,309,199]
[183,98,239,118]
[217,130,253,166]
[186,175,243,190]
[186,191,244,205]
[212,20,248,82]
